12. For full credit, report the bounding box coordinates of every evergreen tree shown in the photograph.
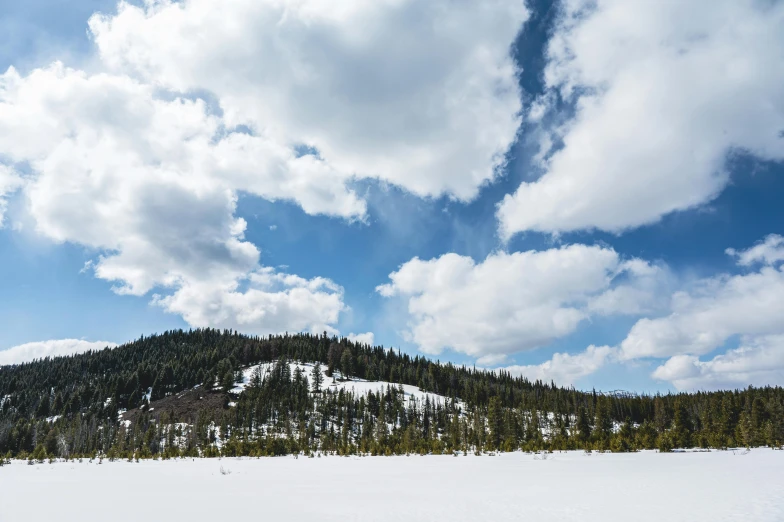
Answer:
[767,398,784,447]
[220,370,235,393]
[611,417,634,452]
[326,343,341,378]
[576,406,592,447]
[311,363,324,394]
[340,350,354,381]
[672,398,692,449]
[593,398,612,450]
[487,397,502,451]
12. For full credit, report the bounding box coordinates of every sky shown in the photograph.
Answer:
[1,0,783,393]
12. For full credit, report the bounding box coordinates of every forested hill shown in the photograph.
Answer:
[1,329,782,461]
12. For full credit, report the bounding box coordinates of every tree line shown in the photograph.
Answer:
[0,328,782,461]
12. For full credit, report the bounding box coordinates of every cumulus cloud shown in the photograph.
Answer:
[0,0,530,336]
[377,244,665,360]
[89,0,527,201]
[0,63,348,334]
[346,332,375,346]
[498,0,784,238]
[154,269,346,336]
[652,335,784,391]
[0,339,117,366]
[479,236,784,388]
[620,254,784,361]
[587,258,671,316]
[0,164,22,226]
[476,354,510,367]
[726,234,784,267]
[498,345,616,387]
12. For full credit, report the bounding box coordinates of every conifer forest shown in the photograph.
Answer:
[1,329,782,463]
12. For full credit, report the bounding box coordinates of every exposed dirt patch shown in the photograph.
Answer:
[121,387,229,424]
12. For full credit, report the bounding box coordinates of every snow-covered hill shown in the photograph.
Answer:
[231,360,463,408]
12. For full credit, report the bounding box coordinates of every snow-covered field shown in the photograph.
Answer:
[2,450,783,521]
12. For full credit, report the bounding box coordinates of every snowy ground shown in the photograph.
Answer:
[232,361,462,407]
[2,450,783,521]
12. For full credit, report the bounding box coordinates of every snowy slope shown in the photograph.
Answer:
[2,449,783,522]
[231,361,462,408]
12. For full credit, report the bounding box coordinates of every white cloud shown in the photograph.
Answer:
[0,64,348,334]
[498,345,616,387]
[89,0,527,201]
[0,0,531,336]
[476,354,510,367]
[587,258,671,316]
[0,339,117,366]
[154,269,346,336]
[498,0,784,238]
[727,234,784,267]
[0,164,22,226]
[346,332,375,346]
[652,335,784,391]
[493,237,784,388]
[607,235,784,389]
[377,244,664,359]
[620,264,784,361]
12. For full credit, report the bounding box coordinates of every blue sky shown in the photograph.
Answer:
[1,0,783,393]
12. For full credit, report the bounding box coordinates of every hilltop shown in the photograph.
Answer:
[1,329,782,460]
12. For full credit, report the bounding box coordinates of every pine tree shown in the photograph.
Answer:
[593,398,612,450]
[326,343,341,377]
[654,395,669,435]
[767,398,784,448]
[311,363,323,394]
[576,406,592,447]
[220,370,235,393]
[487,397,502,451]
[340,350,354,381]
[36,394,50,418]
[611,417,634,452]
[672,398,693,449]
[250,366,263,389]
